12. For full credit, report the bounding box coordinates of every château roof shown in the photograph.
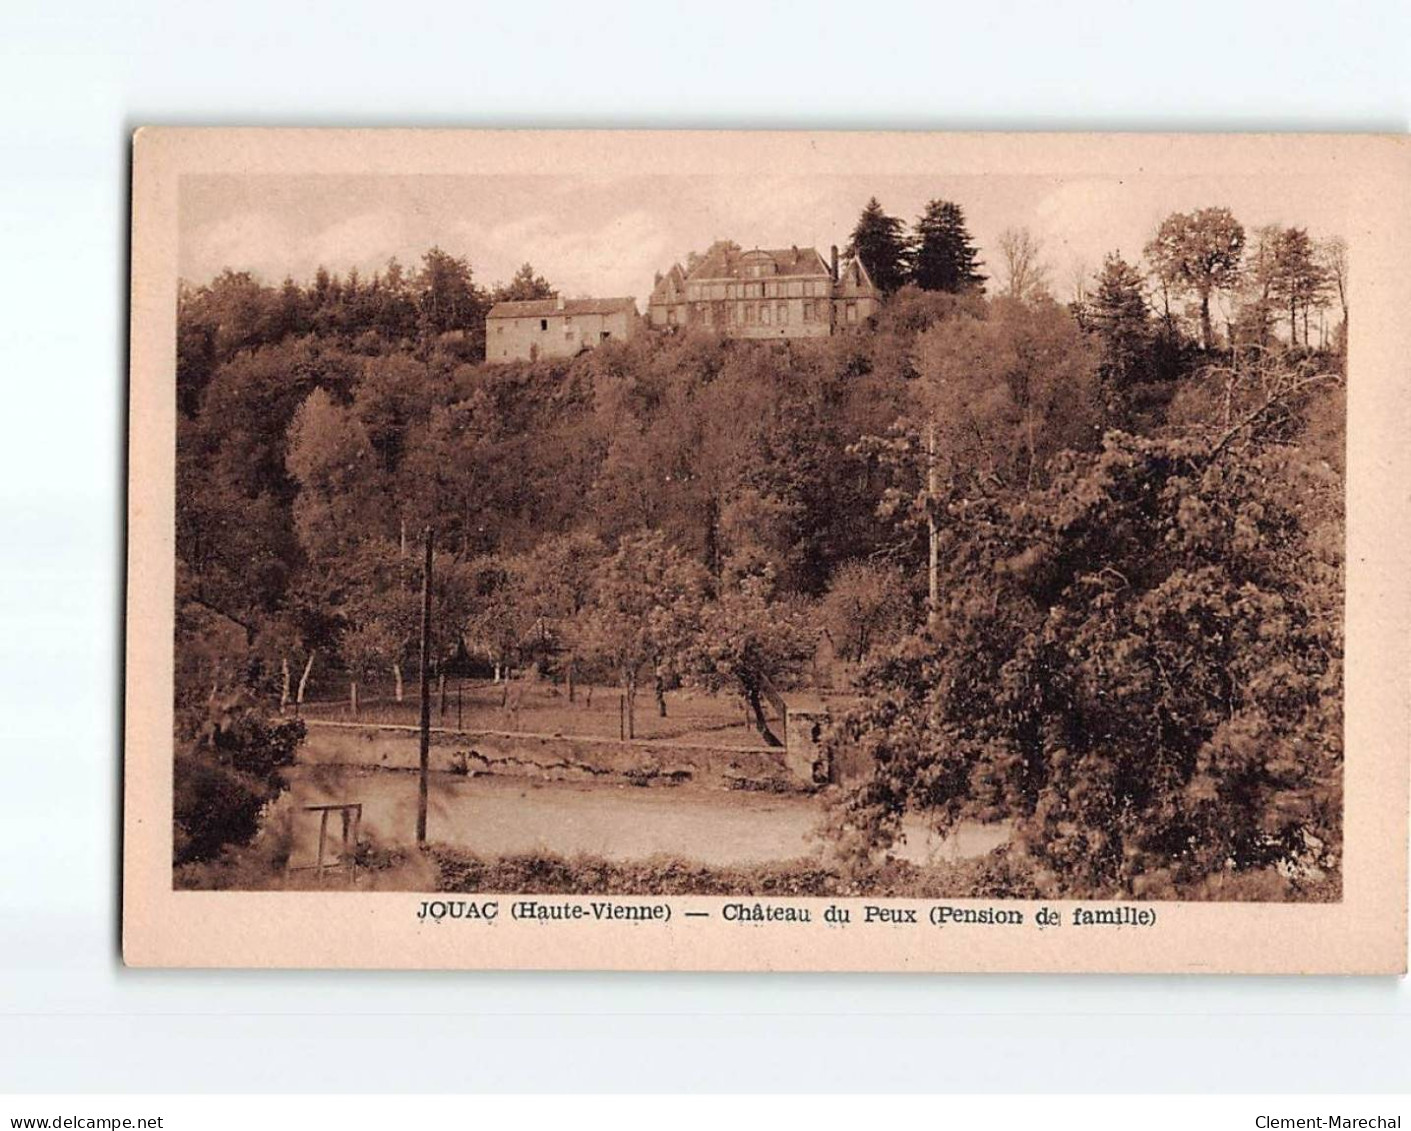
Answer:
[685,246,832,281]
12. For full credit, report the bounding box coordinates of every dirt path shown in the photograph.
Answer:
[286,767,1009,869]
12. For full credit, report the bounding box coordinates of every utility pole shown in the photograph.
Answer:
[416,526,434,848]
[926,417,939,630]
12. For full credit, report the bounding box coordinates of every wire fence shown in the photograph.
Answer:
[285,672,771,748]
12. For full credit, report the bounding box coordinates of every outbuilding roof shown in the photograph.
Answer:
[486,297,637,319]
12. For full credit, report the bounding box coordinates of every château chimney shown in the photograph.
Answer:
[555,293,565,311]
[830,245,839,281]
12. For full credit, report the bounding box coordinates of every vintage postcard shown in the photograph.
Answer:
[125,129,1410,971]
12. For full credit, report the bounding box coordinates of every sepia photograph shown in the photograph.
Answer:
[123,130,1409,972]
[12,0,1411,1109]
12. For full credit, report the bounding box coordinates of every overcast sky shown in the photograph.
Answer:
[180,172,1348,307]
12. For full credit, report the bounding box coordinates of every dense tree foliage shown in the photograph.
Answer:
[493,262,555,303]
[826,408,1343,899]
[176,199,1348,896]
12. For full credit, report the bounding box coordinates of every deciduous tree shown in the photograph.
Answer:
[821,561,909,665]
[1269,227,1327,347]
[1144,207,1245,351]
[576,532,708,733]
[687,564,815,746]
[995,227,1050,304]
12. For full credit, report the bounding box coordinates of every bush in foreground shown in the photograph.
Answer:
[430,846,1043,899]
[173,702,305,867]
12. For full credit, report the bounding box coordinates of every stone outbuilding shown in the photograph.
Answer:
[486,294,638,362]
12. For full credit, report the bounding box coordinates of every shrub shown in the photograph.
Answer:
[429,846,1037,899]
[173,705,305,866]
[173,791,300,889]
[173,753,270,865]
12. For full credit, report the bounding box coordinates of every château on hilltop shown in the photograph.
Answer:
[649,243,880,339]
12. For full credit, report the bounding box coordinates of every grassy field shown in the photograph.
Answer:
[295,678,771,748]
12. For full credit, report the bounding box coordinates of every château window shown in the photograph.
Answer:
[777,302,788,324]
[540,319,548,331]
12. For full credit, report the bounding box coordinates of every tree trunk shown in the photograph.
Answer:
[438,671,447,718]
[297,651,315,704]
[350,680,359,717]
[745,684,782,747]
[655,673,667,718]
[704,495,721,577]
[392,662,404,703]
[280,657,291,713]
[626,674,636,740]
[1290,296,1298,346]
[1199,290,1213,351]
[567,659,576,704]
[1024,402,1036,492]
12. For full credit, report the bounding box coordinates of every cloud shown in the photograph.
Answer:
[455,207,672,301]
[179,171,1349,308]
[1032,179,1158,270]
[307,209,411,275]
[185,210,295,282]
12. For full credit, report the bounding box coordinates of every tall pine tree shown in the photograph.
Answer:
[911,199,985,293]
[846,197,911,294]
[1088,253,1150,426]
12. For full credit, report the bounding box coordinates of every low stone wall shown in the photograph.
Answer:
[299,721,801,790]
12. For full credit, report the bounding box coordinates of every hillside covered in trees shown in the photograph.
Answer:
[175,199,1347,900]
